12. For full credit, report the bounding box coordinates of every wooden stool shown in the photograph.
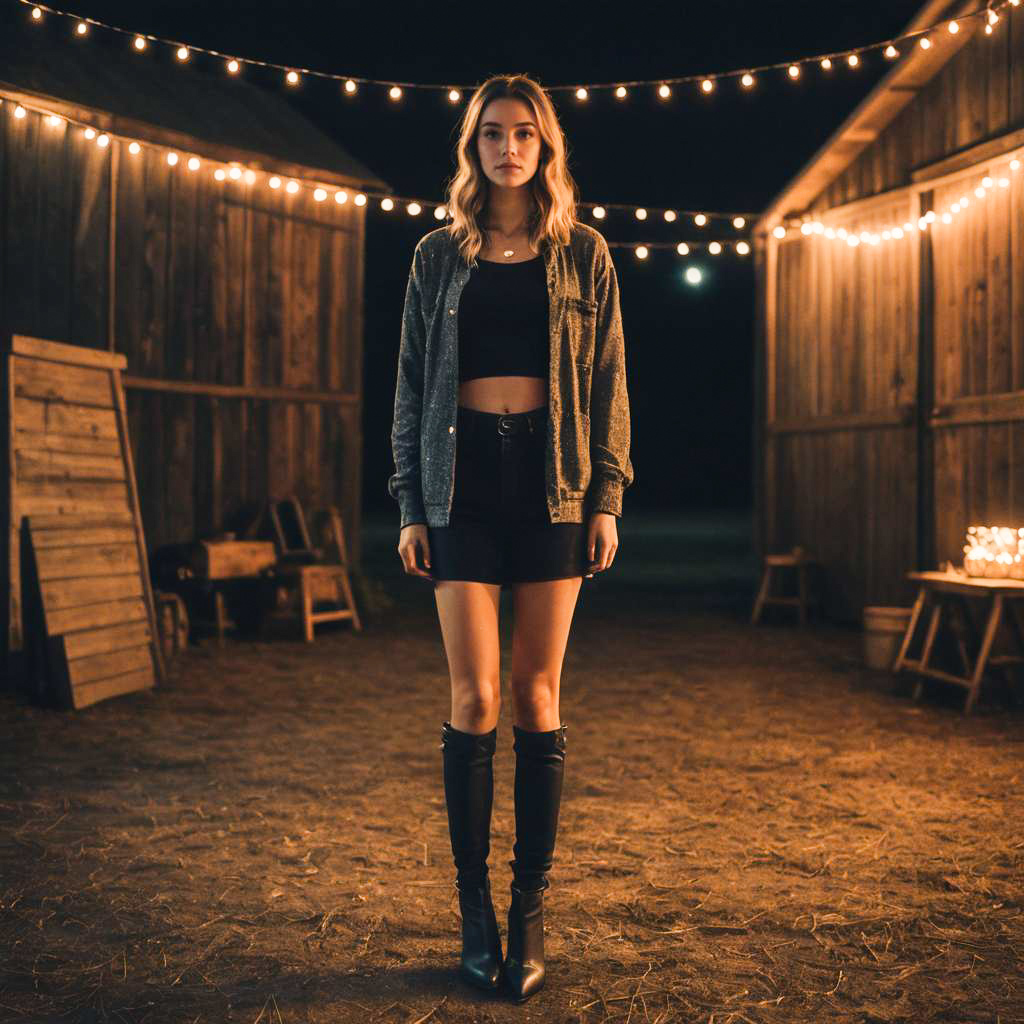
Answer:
[153,590,189,659]
[270,500,362,642]
[751,546,817,626]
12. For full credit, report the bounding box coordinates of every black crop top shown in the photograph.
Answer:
[457,255,549,383]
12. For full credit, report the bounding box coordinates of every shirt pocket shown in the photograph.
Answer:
[566,295,597,366]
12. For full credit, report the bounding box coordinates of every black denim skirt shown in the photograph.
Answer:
[426,404,588,586]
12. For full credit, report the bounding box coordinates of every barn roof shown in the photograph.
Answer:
[0,9,391,192]
[754,0,986,235]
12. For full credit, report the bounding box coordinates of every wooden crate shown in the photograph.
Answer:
[4,334,163,707]
[190,540,277,581]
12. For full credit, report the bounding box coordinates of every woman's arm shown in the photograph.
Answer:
[388,244,429,528]
[587,237,634,517]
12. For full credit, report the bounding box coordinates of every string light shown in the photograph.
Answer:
[19,0,1016,103]
[4,92,759,262]
[773,150,1023,247]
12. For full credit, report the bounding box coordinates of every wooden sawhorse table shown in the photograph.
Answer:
[892,570,1024,714]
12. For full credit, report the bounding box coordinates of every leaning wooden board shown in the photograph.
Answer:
[4,334,164,708]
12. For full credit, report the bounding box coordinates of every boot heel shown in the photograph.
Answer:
[456,876,503,990]
[503,883,546,1001]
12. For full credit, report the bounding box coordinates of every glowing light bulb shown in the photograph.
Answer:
[695,214,707,227]
[824,227,836,238]
[176,46,189,61]
[892,227,903,239]
[1010,159,1020,171]
[847,53,859,67]
[947,20,959,33]
[214,168,226,181]
[229,166,242,179]
[999,177,1010,188]
[389,85,402,100]
[821,58,833,70]
[335,190,349,204]
[988,9,999,24]
[227,59,239,74]
[677,242,690,255]
[773,225,786,239]
[837,227,848,238]
[314,188,327,202]
[664,210,677,222]
[133,35,146,50]
[434,206,447,219]
[924,210,936,222]
[685,267,702,285]
[701,78,714,93]
[83,125,95,137]
[576,87,588,100]
[448,89,460,103]
[47,114,62,127]
[244,169,256,184]
[658,84,670,99]
[801,222,813,235]
[848,235,860,246]
[96,134,109,147]
[188,156,200,171]
[885,44,899,58]
[982,176,993,188]
[129,141,141,154]
[31,6,42,19]
[286,70,299,86]
[733,216,745,229]
[167,152,178,166]
[941,212,952,223]
[286,179,299,194]
[407,202,421,215]
[635,245,648,259]
[635,208,647,220]
[355,193,367,206]
[615,86,627,99]
[919,37,931,49]
[593,206,606,219]
[268,176,281,189]
[76,21,87,35]
[741,73,754,88]
[709,241,722,254]
[344,80,357,94]
[736,241,750,255]
[788,64,800,79]
[975,186,986,198]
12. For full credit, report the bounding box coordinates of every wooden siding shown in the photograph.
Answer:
[757,11,1024,621]
[0,105,364,575]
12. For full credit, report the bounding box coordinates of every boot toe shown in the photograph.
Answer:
[460,952,502,990]
[503,958,545,1001]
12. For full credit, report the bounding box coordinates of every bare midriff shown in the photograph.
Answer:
[458,376,547,415]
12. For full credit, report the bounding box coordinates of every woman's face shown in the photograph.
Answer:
[476,96,542,190]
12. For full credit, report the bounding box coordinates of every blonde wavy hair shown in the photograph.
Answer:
[444,74,580,266]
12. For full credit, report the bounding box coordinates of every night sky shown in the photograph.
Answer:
[19,0,929,515]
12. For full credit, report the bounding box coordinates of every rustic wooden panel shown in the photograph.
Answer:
[15,449,126,482]
[4,105,41,336]
[116,137,146,371]
[48,598,147,636]
[166,163,198,381]
[13,431,122,457]
[72,667,154,709]
[35,543,139,581]
[41,573,142,610]
[37,118,73,344]
[14,397,118,438]
[14,358,113,408]
[68,642,151,686]
[62,620,151,661]
[69,122,108,350]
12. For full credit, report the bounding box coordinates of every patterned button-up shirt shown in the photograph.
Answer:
[388,222,633,529]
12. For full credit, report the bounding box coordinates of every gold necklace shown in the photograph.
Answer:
[484,217,531,260]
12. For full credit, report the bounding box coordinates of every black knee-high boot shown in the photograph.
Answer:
[504,722,567,1002]
[440,720,503,990]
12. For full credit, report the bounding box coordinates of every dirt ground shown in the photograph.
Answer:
[1,510,1022,1024]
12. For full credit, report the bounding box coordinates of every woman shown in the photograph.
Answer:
[388,73,633,1002]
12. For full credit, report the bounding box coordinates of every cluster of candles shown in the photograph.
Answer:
[962,525,1024,579]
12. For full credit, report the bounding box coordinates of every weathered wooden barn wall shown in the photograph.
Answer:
[1,102,364,575]
[756,10,1024,622]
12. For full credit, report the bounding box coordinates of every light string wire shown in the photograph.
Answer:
[15,0,1019,97]
[0,89,756,254]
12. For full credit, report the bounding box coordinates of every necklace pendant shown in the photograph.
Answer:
[503,249,515,258]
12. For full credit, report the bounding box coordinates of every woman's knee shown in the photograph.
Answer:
[509,675,557,723]
[451,681,501,729]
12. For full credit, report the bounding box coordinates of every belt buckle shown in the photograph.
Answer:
[497,416,516,436]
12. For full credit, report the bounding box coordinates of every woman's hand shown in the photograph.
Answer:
[585,512,618,578]
[398,524,433,579]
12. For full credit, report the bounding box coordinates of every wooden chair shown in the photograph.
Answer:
[751,545,819,626]
[269,497,362,642]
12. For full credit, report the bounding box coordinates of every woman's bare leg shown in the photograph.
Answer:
[508,577,583,729]
[433,580,503,733]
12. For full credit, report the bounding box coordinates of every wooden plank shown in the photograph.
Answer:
[17,480,129,510]
[13,431,122,457]
[69,132,108,349]
[35,544,140,581]
[139,145,169,377]
[63,620,151,661]
[13,397,119,438]
[68,644,152,686]
[72,667,155,710]
[122,375,357,405]
[32,526,136,549]
[28,509,133,531]
[40,573,143,611]
[47,598,147,636]
[16,449,127,483]
[13,357,113,408]
[11,336,126,371]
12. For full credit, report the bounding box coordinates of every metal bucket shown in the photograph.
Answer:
[862,606,912,670]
